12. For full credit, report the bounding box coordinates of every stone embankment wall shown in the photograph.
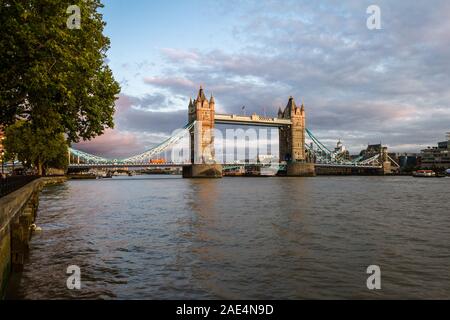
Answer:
[0,177,66,298]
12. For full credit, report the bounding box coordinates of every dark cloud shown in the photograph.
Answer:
[116,92,175,112]
[117,107,187,134]
[80,1,450,157]
[137,0,450,152]
[129,93,168,111]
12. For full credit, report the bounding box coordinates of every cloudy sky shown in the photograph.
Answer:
[75,0,450,158]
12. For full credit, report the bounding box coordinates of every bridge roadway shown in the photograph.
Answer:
[214,114,292,127]
[68,163,188,169]
[68,162,382,169]
[314,163,382,169]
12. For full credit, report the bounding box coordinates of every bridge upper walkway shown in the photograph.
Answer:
[214,114,292,127]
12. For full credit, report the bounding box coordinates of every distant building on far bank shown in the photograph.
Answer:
[360,143,382,158]
[334,140,350,160]
[396,153,420,171]
[420,133,450,169]
[358,143,396,162]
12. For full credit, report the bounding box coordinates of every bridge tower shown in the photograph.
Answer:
[278,97,315,176]
[183,86,222,178]
[381,146,392,175]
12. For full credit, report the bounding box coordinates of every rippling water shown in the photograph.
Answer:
[6,176,450,299]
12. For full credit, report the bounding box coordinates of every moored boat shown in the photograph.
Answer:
[412,170,436,177]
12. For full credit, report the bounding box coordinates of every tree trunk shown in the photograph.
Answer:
[37,160,43,176]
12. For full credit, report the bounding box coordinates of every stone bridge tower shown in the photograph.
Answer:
[184,86,222,178]
[278,96,306,162]
[278,97,315,176]
[188,86,215,164]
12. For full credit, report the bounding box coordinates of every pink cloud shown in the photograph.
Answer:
[74,129,144,159]
[115,94,134,114]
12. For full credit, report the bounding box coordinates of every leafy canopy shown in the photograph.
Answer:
[4,120,69,172]
[0,0,120,142]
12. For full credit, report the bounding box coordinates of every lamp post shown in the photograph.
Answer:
[11,153,15,175]
[1,135,4,177]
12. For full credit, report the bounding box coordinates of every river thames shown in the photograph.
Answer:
[6,176,450,299]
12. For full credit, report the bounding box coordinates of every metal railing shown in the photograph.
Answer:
[0,176,39,198]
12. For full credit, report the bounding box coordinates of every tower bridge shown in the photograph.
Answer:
[68,86,399,177]
[183,86,313,177]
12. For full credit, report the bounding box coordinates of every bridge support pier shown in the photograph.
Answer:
[183,164,223,178]
[286,162,315,177]
[382,161,392,175]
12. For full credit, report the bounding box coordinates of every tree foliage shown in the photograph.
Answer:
[0,0,120,142]
[4,120,69,175]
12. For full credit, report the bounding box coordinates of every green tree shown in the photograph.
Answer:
[4,120,69,175]
[0,0,120,142]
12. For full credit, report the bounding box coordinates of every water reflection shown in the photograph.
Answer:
[6,176,450,299]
